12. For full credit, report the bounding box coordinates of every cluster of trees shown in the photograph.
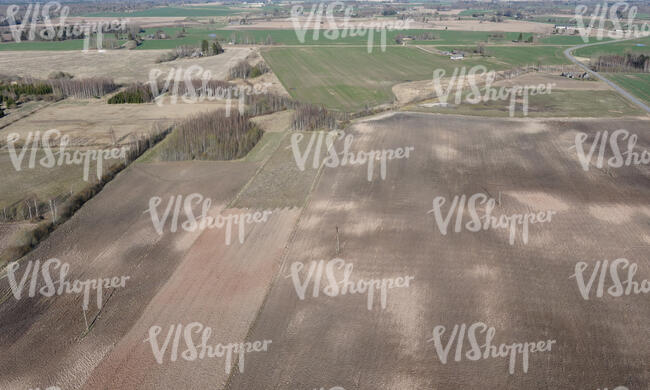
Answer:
[591,53,650,73]
[169,79,234,99]
[158,110,263,161]
[514,33,533,43]
[245,93,294,116]
[156,41,223,63]
[395,32,437,44]
[201,39,224,55]
[227,32,274,45]
[292,103,338,131]
[229,60,270,80]
[48,77,117,98]
[107,83,154,104]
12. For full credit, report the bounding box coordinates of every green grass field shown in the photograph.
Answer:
[605,73,650,105]
[437,45,571,66]
[574,35,650,57]
[262,46,500,111]
[0,29,535,51]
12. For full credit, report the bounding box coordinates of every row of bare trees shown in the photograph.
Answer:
[48,77,117,98]
[591,53,650,73]
[292,103,338,131]
[158,111,263,161]
[245,93,294,116]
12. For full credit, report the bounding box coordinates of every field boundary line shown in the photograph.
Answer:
[226,129,290,209]
[223,131,329,389]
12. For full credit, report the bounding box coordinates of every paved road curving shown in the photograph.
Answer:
[563,36,650,113]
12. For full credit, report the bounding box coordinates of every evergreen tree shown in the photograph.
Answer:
[212,40,224,55]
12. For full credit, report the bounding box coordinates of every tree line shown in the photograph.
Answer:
[591,52,650,73]
[158,110,263,161]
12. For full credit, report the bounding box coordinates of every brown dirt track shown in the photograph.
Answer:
[0,112,648,389]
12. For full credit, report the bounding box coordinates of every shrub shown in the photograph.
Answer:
[49,77,117,98]
[48,71,74,80]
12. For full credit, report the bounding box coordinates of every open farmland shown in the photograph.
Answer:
[0,48,251,82]
[84,6,241,17]
[0,160,259,389]
[408,90,643,118]
[262,46,498,110]
[573,36,650,57]
[604,73,650,105]
[1,0,649,388]
[226,112,650,389]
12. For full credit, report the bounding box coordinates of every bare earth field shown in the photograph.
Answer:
[392,72,612,105]
[1,99,229,147]
[226,112,650,389]
[0,48,251,83]
[0,160,258,389]
[0,111,648,389]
